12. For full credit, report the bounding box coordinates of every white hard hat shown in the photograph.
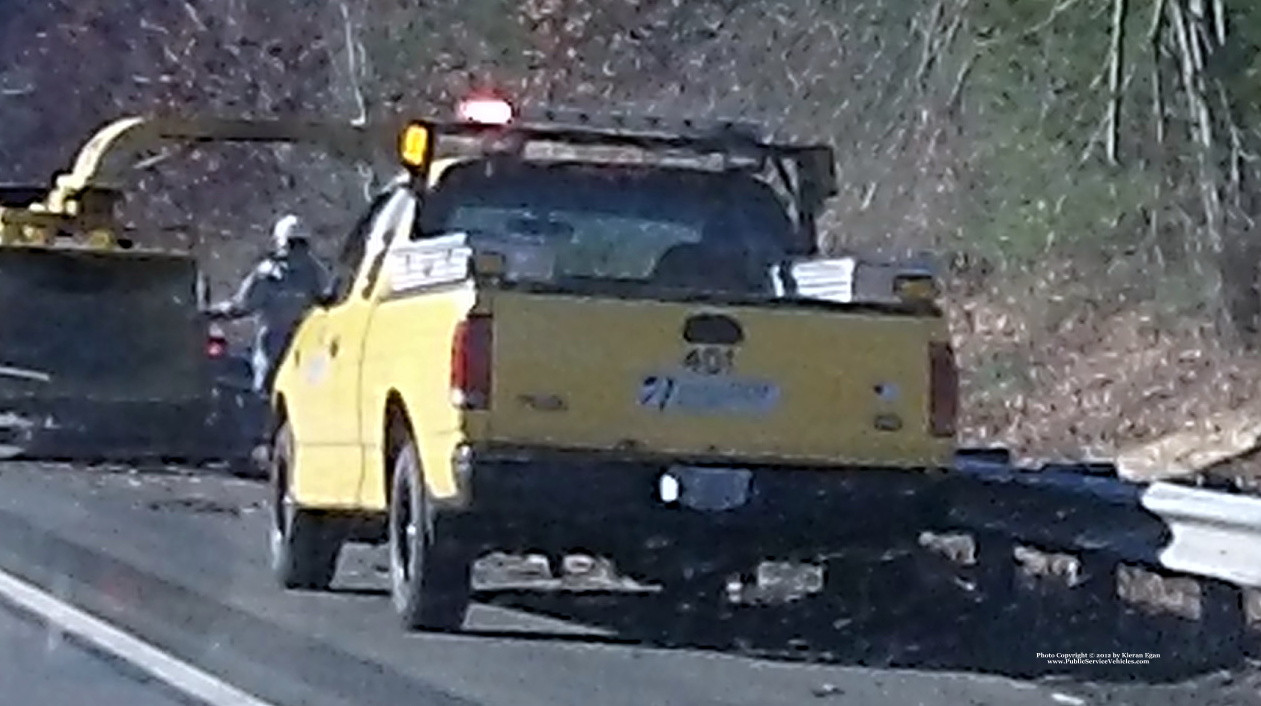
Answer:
[271,214,310,250]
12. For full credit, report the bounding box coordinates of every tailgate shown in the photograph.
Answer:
[486,292,952,467]
[0,248,206,403]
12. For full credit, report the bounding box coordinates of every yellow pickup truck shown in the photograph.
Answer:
[268,98,958,631]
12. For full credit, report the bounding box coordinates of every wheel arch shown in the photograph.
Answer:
[270,393,289,435]
[269,394,290,488]
[382,389,414,504]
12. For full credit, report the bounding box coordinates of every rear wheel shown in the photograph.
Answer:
[389,435,471,631]
[268,422,343,590]
[223,449,266,478]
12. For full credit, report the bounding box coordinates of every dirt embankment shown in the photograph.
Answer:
[950,265,1261,467]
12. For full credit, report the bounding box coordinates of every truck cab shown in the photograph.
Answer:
[268,97,958,631]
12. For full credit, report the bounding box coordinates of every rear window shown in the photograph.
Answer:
[417,161,794,289]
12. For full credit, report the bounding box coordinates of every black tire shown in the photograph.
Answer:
[967,534,1022,670]
[268,422,343,590]
[224,447,267,479]
[234,461,266,479]
[389,435,471,631]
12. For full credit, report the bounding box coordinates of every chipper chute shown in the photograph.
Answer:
[0,116,388,464]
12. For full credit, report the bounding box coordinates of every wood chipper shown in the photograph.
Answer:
[0,116,387,466]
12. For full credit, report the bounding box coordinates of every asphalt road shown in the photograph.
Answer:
[0,599,195,706]
[0,461,1252,706]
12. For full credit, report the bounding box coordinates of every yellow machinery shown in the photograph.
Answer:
[0,116,385,248]
[0,116,385,462]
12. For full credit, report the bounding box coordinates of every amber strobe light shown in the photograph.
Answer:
[400,123,431,168]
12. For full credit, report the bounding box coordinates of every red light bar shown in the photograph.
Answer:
[457,96,513,125]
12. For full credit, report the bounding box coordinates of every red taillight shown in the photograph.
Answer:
[929,342,958,438]
[451,314,493,409]
[207,336,227,358]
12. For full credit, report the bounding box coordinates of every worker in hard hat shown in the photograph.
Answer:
[207,214,331,395]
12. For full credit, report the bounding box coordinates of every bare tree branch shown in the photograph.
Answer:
[1026,0,1085,37]
[1149,0,1167,148]
[338,1,368,127]
[180,0,207,32]
[1168,0,1211,149]
[335,1,373,202]
[946,51,977,115]
[914,0,946,89]
[1106,0,1127,165]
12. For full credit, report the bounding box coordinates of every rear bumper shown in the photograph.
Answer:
[448,445,948,560]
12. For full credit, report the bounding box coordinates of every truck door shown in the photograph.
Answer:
[284,190,395,453]
[318,189,415,464]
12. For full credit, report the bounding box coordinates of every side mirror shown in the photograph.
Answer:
[315,289,338,308]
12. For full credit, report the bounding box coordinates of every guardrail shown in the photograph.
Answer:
[949,449,1261,591]
[1141,481,1261,589]
[946,451,1165,566]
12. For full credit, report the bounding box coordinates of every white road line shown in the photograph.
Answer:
[0,365,52,382]
[0,568,276,706]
